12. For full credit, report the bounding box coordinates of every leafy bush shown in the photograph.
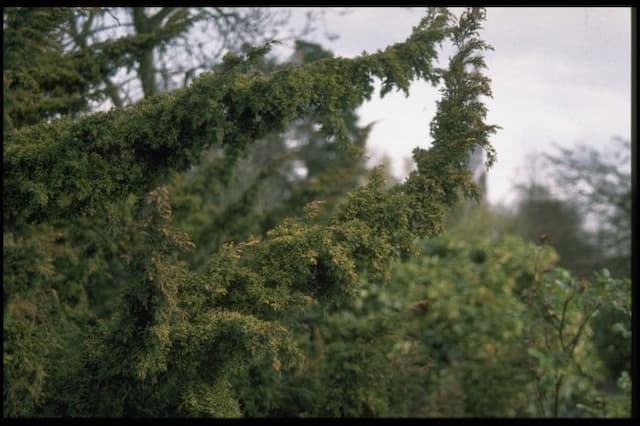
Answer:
[265,236,631,417]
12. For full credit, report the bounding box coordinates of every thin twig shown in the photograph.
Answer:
[568,303,601,356]
[535,377,547,417]
[558,292,575,351]
[553,374,564,417]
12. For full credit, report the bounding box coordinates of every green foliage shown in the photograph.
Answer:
[3,8,84,128]
[166,40,371,270]
[4,7,631,418]
[4,7,506,417]
[3,7,190,129]
[384,237,546,416]
[259,234,630,418]
[520,264,631,417]
[4,8,451,228]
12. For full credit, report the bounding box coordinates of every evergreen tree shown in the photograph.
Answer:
[167,40,371,270]
[4,7,499,416]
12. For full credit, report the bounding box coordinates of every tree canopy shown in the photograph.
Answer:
[4,7,629,418]
[3,7,502,416]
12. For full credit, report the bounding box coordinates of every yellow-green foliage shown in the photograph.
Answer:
[4,8,501,416]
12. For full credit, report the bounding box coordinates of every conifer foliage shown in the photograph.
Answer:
[4,8,499,416]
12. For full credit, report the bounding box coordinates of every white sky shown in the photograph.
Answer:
[275,7,632,206]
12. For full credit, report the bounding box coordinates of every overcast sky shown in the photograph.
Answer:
[274,7,632,206]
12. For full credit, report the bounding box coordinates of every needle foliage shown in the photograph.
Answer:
[4,7,500,416]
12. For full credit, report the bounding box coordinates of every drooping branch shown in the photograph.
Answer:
[4,8,454,228]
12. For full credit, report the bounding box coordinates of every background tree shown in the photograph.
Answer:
[544,138,631,279]
[60,7,304,107]
[511,181,599,278]
[502,140,631,280]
